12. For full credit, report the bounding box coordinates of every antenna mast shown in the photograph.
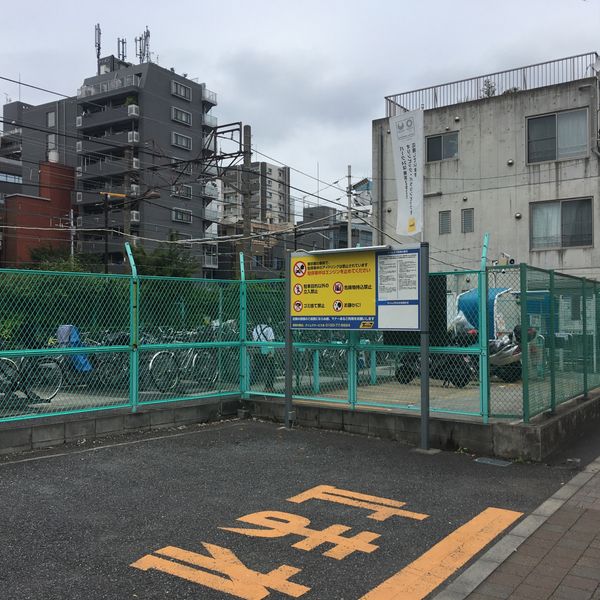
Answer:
[134,26,151,64]
[95,23,102,75]
[117,37,127,62]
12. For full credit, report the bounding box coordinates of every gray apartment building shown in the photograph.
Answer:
[372,52,600,280]
[0,54,220,275]
[222,162,291,225]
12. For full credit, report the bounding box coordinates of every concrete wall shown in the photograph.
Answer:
[373,78,600,279]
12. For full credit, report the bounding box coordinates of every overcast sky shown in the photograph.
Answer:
[2,0,600,218]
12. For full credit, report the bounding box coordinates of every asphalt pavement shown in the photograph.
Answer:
[0,419,590,599]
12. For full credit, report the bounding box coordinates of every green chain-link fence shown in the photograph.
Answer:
[0,261,598,425]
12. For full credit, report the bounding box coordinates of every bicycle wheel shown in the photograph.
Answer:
[96,352,129,389]
[192,350,218,387]
[23,356,62,402]
[149,351,179,392]
[0,357,19,394]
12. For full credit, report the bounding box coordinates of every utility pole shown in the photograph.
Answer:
[347,164,352,248]
[69,209,75,264]
[242,124,252,274]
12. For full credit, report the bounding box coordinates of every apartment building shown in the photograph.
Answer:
[372,52,600,280]
[221,162,291,225]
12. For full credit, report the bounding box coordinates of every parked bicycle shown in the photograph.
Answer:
[0,354,62,404]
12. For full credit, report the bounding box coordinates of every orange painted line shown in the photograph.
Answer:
[359,507,522,600]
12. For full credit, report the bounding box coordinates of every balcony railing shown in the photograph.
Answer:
[202,87,217,105]
[78,75,141,99]
[202,113,218,128]
[385,52,599,115]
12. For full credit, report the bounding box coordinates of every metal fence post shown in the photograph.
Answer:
[520,263,530,423]
[582,279,588,400]
[125,242,139,413]
[549,271,556,412]
[348,331,358,409]
[312,350,320,395]
[239,253,249,399]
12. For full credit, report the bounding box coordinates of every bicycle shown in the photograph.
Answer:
[0,354,63,404]
[149,330,218,393]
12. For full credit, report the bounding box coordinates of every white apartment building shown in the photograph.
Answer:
[372,52,600,279]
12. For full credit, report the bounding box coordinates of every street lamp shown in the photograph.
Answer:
[98,189,161,273]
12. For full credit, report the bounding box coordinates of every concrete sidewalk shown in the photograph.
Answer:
[435,457,600,600]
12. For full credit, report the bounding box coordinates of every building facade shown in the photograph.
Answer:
[373,52,600,279]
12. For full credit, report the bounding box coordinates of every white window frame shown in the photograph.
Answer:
[171,80,192,101]
[171,131,192,150]
[171,106,192,126]
[527,108,589,164]
[172,184,193,199]
[171,207,193,224]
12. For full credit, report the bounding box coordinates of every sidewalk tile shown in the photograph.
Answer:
[562,575,600,592]
[550,584,594,600]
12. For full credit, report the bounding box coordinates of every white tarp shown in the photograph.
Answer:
[389,110,424,236]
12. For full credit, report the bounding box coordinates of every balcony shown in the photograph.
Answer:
[202,113,217,129]
[202,87,217,106]
[80,130,137,155]
[78,75,141,99]
[79,157,134,181]
[385,51,599,115]
[79,105,138,130]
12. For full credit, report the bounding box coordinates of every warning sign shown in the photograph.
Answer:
[290,247,421,330]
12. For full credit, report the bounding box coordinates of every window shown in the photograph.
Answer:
[427,132,458,162]
[46,111,56,128]
[171,106,192,126]
[46,133,57,151]
[172,184,193,199]
[172,132,192,150]
[267,179,272,186]
[171,157,192,175]
[527,109,587,163]
[461,208,474,233]
[174,232,192,248]
[439,210,451,235]
[531,198,592,249]
[171,80,191,101]
[0,172,22,184]
[172,208,193,223]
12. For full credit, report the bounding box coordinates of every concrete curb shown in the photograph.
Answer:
[432,456,600,600]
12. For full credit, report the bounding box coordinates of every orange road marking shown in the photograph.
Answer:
[221,510,380,560]
[359,507,522,600]
[130,543,310,600]
[288,485,429,521]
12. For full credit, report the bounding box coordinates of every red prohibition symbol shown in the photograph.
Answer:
[293,261,307,278]
[293,300,303,312]
[293,283,303,295]
[333,281,344,294]
[333,300,343,312]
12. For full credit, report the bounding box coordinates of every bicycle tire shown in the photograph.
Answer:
[192,351,218,387]
[149,351,179,392]
[96,353,129,389]
[23,357,63,402]
[0,357,19,394]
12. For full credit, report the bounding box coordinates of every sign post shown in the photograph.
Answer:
[284,251,294,427]
[419,242,430,450]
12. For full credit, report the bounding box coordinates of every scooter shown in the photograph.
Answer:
[489,324,536,382]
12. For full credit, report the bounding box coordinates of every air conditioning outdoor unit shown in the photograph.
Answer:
[128,104,140,117]
[130,184,140,196]
[76,116,83,127]
[76,192,83,203]
[130,210,140,223]
[132,158,140,170]
[128,131,140,143]
[76,141,83,152]
[76,216,83,228]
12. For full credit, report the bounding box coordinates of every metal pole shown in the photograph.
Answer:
[242,125,252,275]
[479,233,490,424]
[69,209,75,262]
[347,164,352,248]
[419,242,430,450]
[104,194,109,274]
[284,250,294,428]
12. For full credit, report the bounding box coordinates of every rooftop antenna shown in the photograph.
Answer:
[95,23,102,75]
[117,37,127,62]
[135,26,151,64]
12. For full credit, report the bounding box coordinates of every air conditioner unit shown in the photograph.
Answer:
[128,131,140,143]
[76,216,83,227]
[76,166,83,177]
[76,141,83,152]
[132,158,140,170]
[76,191,83,203]
[76,116,83,127]
[130,210,140,223]
[128,104,140,117]
[130,184,140,196]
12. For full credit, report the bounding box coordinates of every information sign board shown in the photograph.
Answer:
[289,246,420,330]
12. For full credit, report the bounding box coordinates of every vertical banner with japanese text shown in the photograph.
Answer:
[389,110,424,236]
